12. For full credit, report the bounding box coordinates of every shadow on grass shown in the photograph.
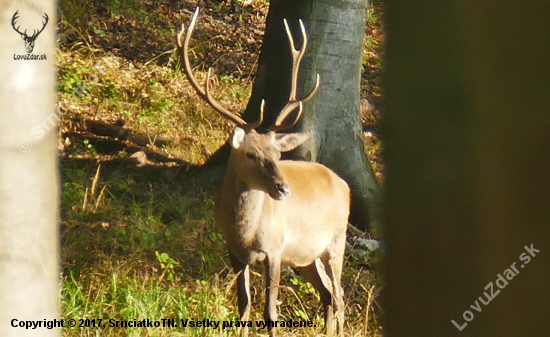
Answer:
[60,144,228,281]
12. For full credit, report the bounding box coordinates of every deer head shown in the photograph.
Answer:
[176,8,319,199]
[229,128,311,199]
[12,11,49,53]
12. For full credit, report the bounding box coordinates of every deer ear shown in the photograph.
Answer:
[231,127,246,149]
[274,132,311,152]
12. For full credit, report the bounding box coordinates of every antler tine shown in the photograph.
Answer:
[251,99,266,130]
[177,7,262,129]
[35,13,48,36]
[283,18,304,101]
[270,20,320,132]
[11,11,23,35]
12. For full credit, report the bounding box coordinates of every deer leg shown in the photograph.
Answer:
[263,255,281,336]
[321,257,344,336]
[297,259,335,335]
[322,233,346,336]
[229,251,251,337]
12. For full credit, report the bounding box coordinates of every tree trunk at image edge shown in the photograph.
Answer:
[241,0,381,233]
[0,1,60,336]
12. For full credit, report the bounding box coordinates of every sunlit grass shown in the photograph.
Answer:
[60,160,382,337]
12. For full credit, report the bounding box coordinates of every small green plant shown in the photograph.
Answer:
[90,25,106,37]
[67,138,97,157]
[106,0,124,16]
[156,251,180,281]
[59,70,81,94]
[367,5,379,25]
[83,139,96,155]
[101,80,121,100]
[212,2,222,12]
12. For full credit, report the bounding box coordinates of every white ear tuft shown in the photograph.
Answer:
[231,127,246,149]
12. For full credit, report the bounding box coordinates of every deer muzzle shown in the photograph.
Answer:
[272,182,290,200]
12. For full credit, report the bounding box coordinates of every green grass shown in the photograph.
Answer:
[62,269,234,337]
[59,159,381,336]
[60,161,234,337]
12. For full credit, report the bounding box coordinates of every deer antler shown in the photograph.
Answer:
[176,8,263,130]
[11,11,24,36]
[31,13,49,39]
[269,19,320,132]
[11,11,49,38]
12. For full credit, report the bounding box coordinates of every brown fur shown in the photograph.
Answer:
[214,129,349,336]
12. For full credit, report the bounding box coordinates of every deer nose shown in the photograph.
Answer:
[275,182,290,198]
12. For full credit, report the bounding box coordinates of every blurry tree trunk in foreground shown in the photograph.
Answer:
[241,0,382,233]
[384,0,550,336]
[0,1,60,336]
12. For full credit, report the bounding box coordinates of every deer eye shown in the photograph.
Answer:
[245,152,256,160]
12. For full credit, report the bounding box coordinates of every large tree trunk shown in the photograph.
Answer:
[384,0,550,335]
[242,0,381,233]
[0,1,60,336]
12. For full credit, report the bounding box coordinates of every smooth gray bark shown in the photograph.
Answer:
[243,0,381,233]
[384,0,550,335]
[0,1,60,336]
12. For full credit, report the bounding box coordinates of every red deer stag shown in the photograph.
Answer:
[177,8,349,336]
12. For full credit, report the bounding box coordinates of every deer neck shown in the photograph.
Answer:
[215,155,273,264]
[222,155,272,229]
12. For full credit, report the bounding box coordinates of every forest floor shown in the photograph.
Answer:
[57,0,385,336]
